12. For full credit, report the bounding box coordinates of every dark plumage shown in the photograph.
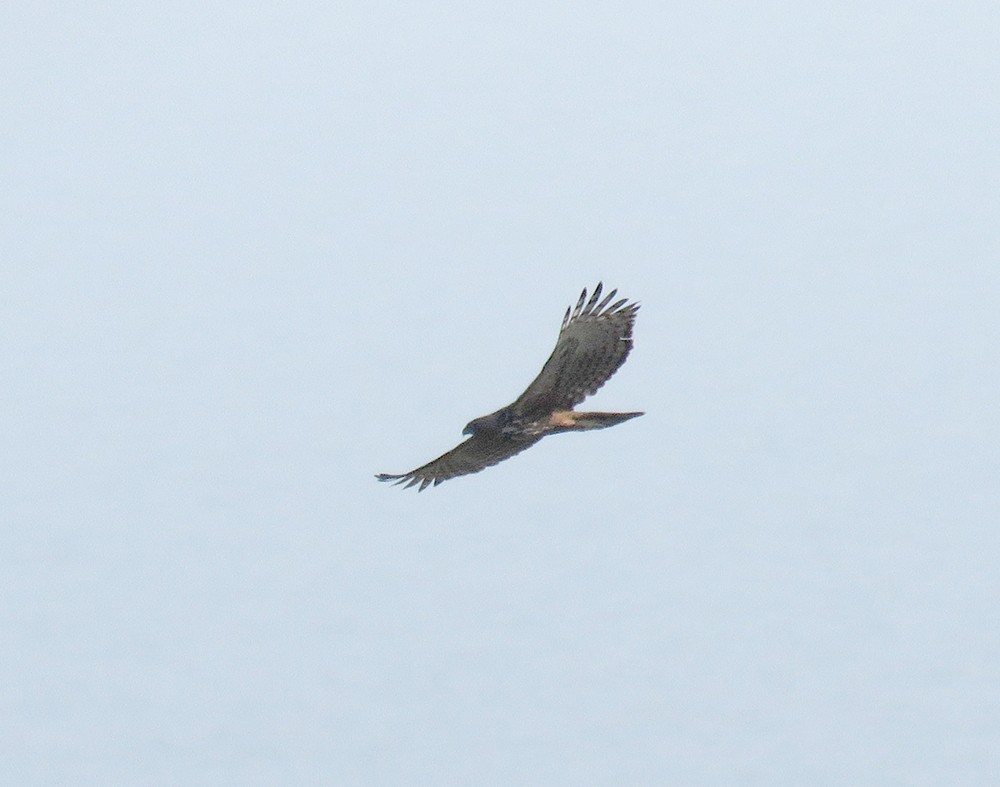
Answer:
[377,283,642,490]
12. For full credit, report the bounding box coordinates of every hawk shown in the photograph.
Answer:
[376,283,642,490]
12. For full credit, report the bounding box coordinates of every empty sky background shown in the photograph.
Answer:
[4,2,999,784]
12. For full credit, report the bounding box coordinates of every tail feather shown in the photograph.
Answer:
[566,411,643,430]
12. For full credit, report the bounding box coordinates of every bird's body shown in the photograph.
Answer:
[377,283,642,490]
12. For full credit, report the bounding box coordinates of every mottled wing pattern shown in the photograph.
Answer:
[376,432,542,491]
[514,282,639,413]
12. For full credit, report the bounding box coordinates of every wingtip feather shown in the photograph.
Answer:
[585,282,603,312]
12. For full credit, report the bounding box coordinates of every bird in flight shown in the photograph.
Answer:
[376,283,642,490]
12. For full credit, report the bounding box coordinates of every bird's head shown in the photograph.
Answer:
[462,416,485,436]
[463,408,513,436]
[463,411,502,436]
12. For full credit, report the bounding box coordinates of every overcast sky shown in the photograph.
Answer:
[4,2,1000,784]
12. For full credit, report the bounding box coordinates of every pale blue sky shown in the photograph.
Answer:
[4,2,999,783]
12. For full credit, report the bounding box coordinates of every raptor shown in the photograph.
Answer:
[377,283,642,490]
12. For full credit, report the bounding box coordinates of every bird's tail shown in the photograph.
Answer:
[562,411,644,431]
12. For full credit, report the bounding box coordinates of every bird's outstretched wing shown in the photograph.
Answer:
[376,432,542,491]
[514,282,639,414]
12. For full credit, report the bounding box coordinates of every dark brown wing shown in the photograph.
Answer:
[376,432,542,491]
[513,282,639,414]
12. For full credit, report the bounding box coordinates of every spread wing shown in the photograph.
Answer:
[514,282,639,414]
[376,432,542,491]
